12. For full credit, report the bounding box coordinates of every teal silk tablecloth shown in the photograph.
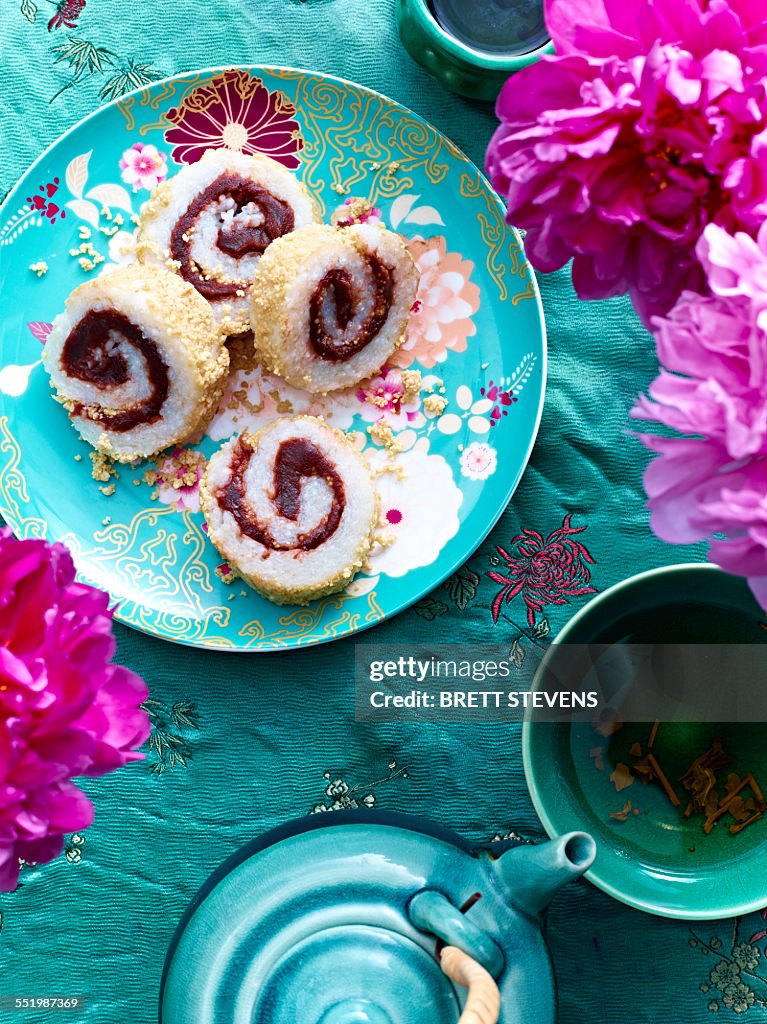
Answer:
[1,2,764,1021]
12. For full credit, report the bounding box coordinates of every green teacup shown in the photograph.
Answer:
[524,564,767,919]
[551,562,766,645]
[396,0,554,102]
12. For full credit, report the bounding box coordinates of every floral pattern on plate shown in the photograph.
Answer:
[365,443,464,579]
[0,66,545,650]
[164,68,303,169]
[392,235,480,370]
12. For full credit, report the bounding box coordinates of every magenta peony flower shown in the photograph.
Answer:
[0,529,150,890]
[486,0,767,324]
[632,222,767,602]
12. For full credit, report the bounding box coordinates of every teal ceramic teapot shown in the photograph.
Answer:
[160,811,596,1024]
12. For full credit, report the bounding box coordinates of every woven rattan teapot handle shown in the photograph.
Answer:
[440,945,501,1024]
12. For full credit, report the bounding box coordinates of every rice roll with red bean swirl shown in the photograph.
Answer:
[200,415,378,605]
[250,223,419,393]
[137,148,318,337]
[43,264,229,461]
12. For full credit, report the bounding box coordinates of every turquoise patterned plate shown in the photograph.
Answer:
[0,66,545,651]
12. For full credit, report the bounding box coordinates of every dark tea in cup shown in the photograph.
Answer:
[430,0,548,57]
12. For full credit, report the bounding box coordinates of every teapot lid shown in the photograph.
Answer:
[160,811,554,1024]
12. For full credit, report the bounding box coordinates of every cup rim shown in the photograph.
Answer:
[522,562,767,920]
[551,561,759,646]
[404,0,555,71]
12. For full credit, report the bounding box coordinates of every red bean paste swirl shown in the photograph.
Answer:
[170,173,295,301]
[61,309,169,432]
[218,436,345,551]
[309,252,394,361]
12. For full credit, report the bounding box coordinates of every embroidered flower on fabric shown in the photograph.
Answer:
[47,0,85,32]
[732,943,761,972]
[709,961,742,992]
[64,834,85,865]
[309,763,408,814]
[722,982,756,1013]
[488,513,596,627]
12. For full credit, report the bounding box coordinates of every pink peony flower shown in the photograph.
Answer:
[486,0,767,324]
[119,143,168,192]
[632,222,767,602]
[0,529,150,890]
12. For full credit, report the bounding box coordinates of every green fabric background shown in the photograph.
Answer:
[1,1,763,1022]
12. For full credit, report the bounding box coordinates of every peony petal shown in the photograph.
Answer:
[545,0,641,58]
[0,531,150,879]
[487,0,767,327]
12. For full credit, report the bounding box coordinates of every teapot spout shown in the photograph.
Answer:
[492,833,596,918]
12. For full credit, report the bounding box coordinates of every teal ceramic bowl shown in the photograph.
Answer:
[523,563,767,919]
[396,0,554,101]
